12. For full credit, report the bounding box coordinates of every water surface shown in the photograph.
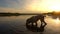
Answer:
[0,15,60,34]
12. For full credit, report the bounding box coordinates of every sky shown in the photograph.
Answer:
[0,0,60,13]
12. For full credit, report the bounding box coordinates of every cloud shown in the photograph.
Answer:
[0,0,42,13]
[0,8,21,13]
[0,0,26,8]
[0,7,41,13]
[0,0,49,13]
[0,0,28,12]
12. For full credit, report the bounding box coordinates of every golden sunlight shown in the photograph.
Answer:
[54,18,60,24]
[49,4,60,11]
[26,0,60,12]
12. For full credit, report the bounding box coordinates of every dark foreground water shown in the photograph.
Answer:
[0,15,60,34]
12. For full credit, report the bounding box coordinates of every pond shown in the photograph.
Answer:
[0,15,60,34]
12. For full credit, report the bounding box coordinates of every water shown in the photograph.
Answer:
[0,15,60,34]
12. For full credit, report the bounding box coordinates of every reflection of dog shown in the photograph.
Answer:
[36,23,47,32]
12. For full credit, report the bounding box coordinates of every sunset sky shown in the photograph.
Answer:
[0,0,60,13]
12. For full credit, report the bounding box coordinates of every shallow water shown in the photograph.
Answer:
[0,15,60,34]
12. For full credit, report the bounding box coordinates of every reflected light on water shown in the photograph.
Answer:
[45,16,60,28]
[54,18,60,24]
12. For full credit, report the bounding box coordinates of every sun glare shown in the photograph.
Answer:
[26,0,60,12]
[49,4,60,11]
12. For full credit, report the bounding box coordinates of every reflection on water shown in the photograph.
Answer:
[0,15,60,34]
